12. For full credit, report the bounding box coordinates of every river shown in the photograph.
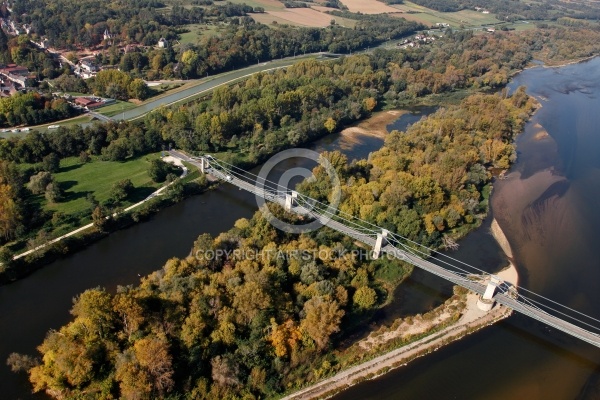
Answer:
[3,59,600,399]
[333,58,600,400]
[0,110,431,399]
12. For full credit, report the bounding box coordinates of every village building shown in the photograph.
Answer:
[74,97,105,110]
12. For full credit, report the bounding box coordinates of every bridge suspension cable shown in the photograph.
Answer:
[201,155,600,342]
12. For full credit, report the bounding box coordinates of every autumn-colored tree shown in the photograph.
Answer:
[353,286,377,310]
[300,296,344,351]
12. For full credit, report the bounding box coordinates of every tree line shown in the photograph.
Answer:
[0,121,163,245]
[407,0,600,21]
[14,87,536,399]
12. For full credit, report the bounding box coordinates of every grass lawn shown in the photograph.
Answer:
[45,153,163,216]
[96,100,138,117]
[179,24,220,45]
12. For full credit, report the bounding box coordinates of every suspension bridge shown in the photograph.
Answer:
[170,151,600,349]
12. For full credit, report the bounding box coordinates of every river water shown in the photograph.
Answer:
[0,112,423,399]
[334,58,600,400]
[3,59,600,399]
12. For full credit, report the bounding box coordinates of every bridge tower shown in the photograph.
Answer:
[199,157,209,174]
[372,229,389,260]
[285,191,298,211]
[477,275,501,311]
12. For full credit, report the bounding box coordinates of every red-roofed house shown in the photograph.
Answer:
[74,97,104,109]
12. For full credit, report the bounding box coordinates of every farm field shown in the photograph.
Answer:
[338,0,400,14]
[252,7,356,28]
[268,8,340,27]
[391,1,501,27]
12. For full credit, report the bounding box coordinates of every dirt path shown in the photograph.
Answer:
[283,277,515,399]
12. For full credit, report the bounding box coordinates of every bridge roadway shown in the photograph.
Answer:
[171,152,600,348]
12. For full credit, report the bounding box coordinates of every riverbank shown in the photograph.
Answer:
[0,162,208,285]
[282,273,516,400]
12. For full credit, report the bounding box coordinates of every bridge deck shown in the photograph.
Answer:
[183,158,600,349]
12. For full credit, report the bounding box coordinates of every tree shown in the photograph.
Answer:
[44,182,62,203]
[42,152,60,172]
[92,206,108,232]
[299,296,344,350]
[353,286,377,310]
[6,352,38,372]
[110,179,135,203]
[133,336,175,395]
[79,151,90,164]
[148,159,173,183]
[71,288,116,339]
[363,97,377,112]
[128,78,151,101]
[324,117,337,133]
[0,184,20,240]
[27,171,53,195]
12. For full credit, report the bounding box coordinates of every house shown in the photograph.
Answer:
[103,29,113,41]
[0,79,17,96]
[486,27,496,33]
[5,73,26,87]
[158,38,168,48]
[80,59,99,73]
[0,65,30,89]
[0,64,30,77]
[74,97,104,109]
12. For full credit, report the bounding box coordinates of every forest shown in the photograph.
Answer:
[3,22,600,400]
[109,15,422,80]
[11,88,536,399]
[2,26,600,252]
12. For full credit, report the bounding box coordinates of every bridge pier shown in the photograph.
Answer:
[199,158,209,174]
[372,229,389,260]
[285,191,298,211]
[477,275,501,311]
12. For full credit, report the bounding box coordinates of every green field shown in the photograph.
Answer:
[179,24,220,45]
[44,154,163,216]
[96,100,138,117]
[393,1,501,28]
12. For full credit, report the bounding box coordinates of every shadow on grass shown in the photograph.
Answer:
[130,186,158,203]
[61,189,93,203]
[60,180,79,191]
[59,163,83,173]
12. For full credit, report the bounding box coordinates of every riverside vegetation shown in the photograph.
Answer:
[3,25,600,398]
[7,87,536,399]
[1,26,596,270]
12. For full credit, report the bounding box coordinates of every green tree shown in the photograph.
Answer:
[128,78,151,100]
[110,179,134,203]
[44,182,62,203]
[27,171,53,195]
[148,159,173,183]
[42,152,60,172]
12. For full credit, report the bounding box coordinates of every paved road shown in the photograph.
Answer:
[113,55,333,122]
